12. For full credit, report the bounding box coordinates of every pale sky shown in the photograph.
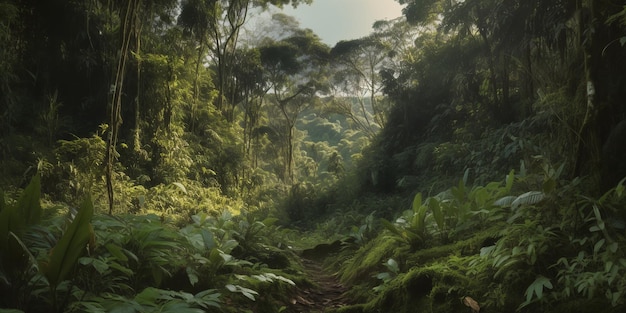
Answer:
[280,0,405,45]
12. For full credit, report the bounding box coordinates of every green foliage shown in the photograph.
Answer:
[0,178,307,312]
[40,196,94,291]
[0,174,42,249]
[381,192,428,249]
[551,178,626,308]
[348,211,376,246]
[52,131,108,203]
[71,287,221,313]
[520,275,553,309]
[372,258,400,291]
[1,0,625,312]
[328,169,622,312]
[0,174,44,309]
[152,125,194,185]
[382,170,515,249]
[36,91,67,147]
[339,234,402,285]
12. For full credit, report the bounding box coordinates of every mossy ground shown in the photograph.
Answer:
[324,225,525,313]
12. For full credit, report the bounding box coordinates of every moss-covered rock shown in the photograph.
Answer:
[361,263,474,313]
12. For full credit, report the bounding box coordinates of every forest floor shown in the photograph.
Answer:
[289,258,351,312]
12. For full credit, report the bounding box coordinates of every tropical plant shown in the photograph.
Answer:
[70,286,221,313]
[40,195,95,311]
[381,192,429,250]
[372,258,400,292]
[349,211,376,246]
[551,178,626,308]
[0,174,96,312]
[0,174,44,309]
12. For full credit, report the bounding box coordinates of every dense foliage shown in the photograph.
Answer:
[1,0,626,312]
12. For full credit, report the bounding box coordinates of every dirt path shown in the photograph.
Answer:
[288,258,350,313]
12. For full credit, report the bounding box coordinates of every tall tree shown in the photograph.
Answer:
[260,29,330,183]
[329,17,419,135]
[179,0,312,124]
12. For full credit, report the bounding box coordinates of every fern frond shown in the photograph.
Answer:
[511,191,544,209]
[494,196,517,207]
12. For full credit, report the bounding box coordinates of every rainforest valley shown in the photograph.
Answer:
[2,0,626,312]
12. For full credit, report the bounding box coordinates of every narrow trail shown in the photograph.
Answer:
[289,258,351,313]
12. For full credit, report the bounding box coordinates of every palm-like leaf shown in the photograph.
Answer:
[41,195,94,288]
[511,191,544,209]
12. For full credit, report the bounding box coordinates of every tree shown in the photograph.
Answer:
[260,29,330,183]
[330,38,384,137]
[178,0,312,124]
[328,17,419,136]
[390,0,626,186]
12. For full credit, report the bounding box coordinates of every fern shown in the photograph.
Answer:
[511,191,545,210]
[494,195,517,207]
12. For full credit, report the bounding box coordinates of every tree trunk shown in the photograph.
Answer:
[573,0,601,179]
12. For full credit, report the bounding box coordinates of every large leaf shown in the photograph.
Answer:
[3,231,39,277]
[410,193,428,232]
[505,169,515,193]
[428,197,444,230]
[0,205,20,251]
[519,275,553,310]
[381,218,404,238]
[511,191,544,209]
[494,196,517,207]
[0,175,41,251]
[15,174,42,225]
[411,192,423,213]
[41,195,94,288]
[171,182,188,194]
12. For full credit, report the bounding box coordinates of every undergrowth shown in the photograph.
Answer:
[0,174,305,313]
[328,169,626,313]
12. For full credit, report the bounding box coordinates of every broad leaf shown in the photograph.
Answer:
[0,175,42,251]
[505,169,515,193]
[428,197,444,230]
[411,192,422,213]
[171,182,188,194]
[15,174,42,225]
[106,243,129,262]
[41,195,94,288]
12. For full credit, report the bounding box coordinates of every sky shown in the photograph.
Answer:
[279,0,405,46]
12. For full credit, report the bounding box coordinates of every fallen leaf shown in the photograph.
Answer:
[462,296,480,313]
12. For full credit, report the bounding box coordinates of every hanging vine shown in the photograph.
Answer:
[105,0,139,215]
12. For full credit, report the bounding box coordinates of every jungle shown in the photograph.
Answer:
[1,0,626,312]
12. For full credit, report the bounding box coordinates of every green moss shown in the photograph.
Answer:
[358,261,481,313]
[339,234,406,284]
[331,223,504,312]
[407,225,502,265]
[341,283,375,304]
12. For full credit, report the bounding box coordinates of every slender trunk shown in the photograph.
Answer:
[478,25,500,120]
[501,55,510,121]
[279,104,294,184]
[164,64,173,130]
[523,43,534,117]
[106,0,136,215]
[133,6,142,152]
[191,37,204,133]
[573,0,600,177]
